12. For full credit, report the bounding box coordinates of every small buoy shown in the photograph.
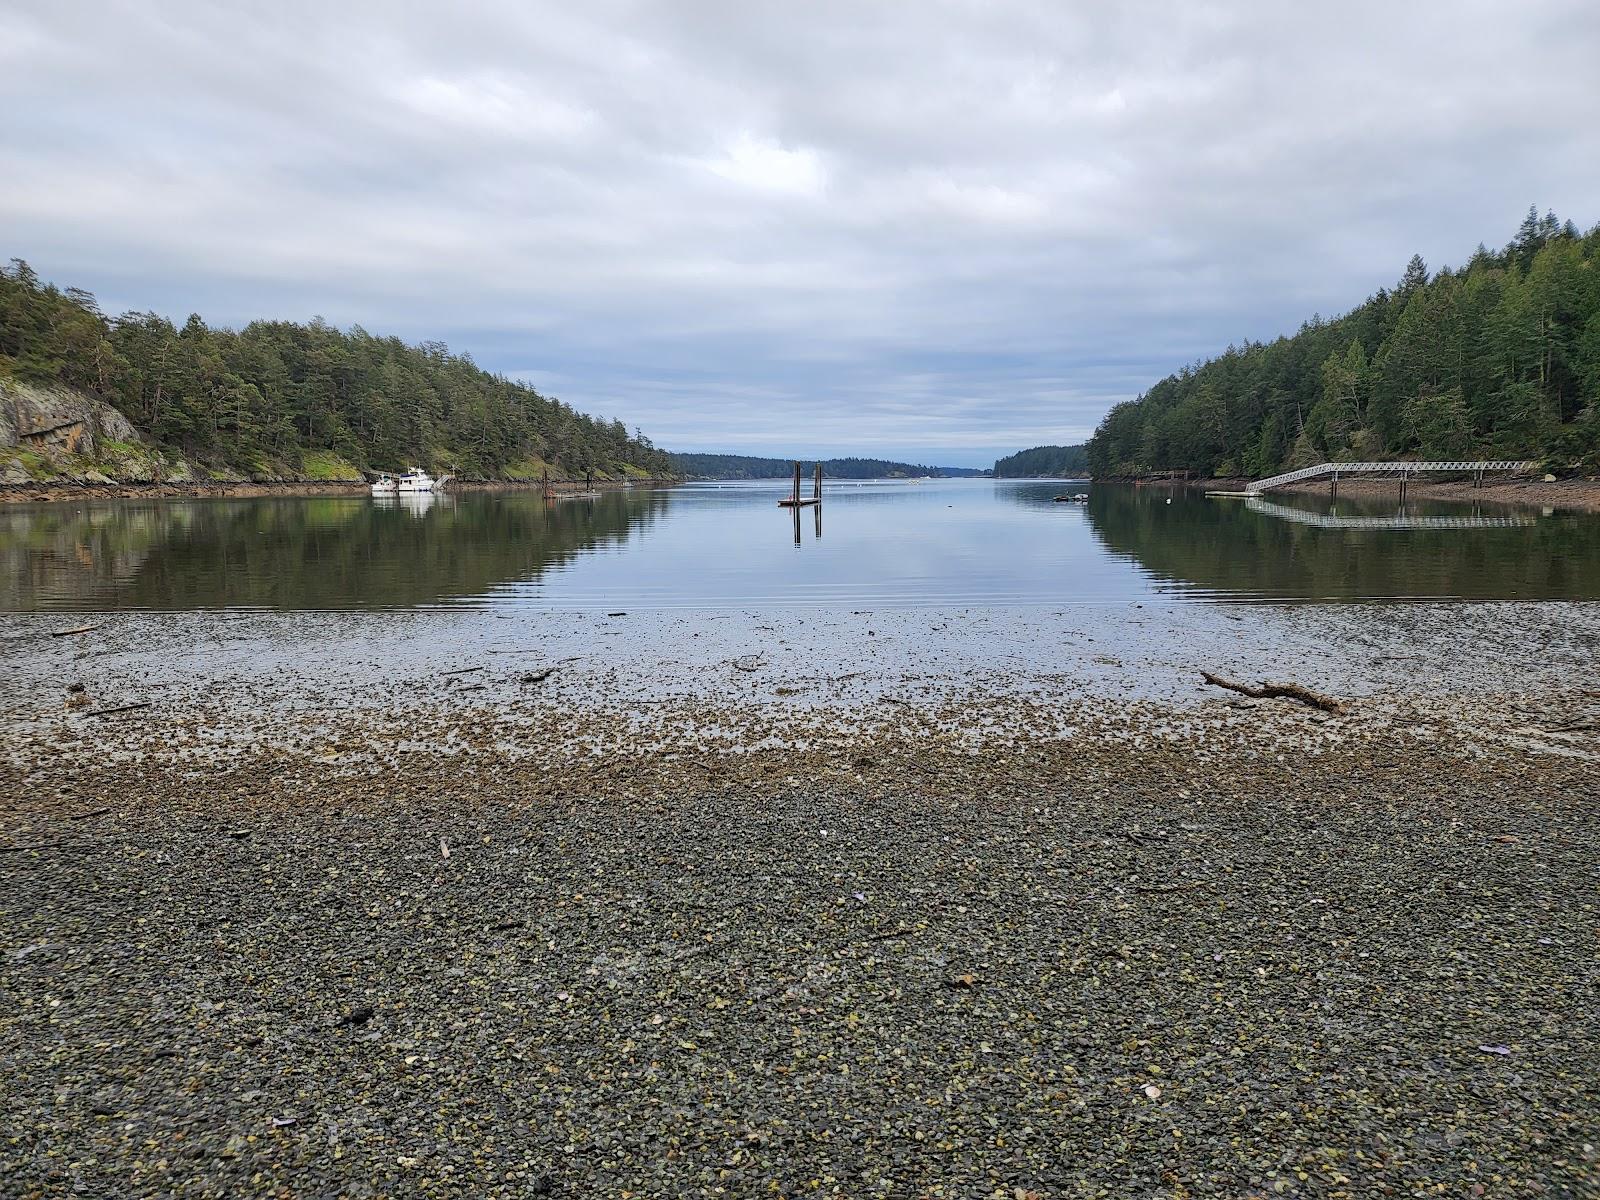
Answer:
[1165,498,1172,504]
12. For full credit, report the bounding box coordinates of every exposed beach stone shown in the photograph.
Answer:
[2,606,1597,1197]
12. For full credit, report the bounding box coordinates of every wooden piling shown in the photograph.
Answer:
[778,461,821,507]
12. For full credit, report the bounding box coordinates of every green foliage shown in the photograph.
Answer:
[668,453,983,479]
[991,444,1088,477]
[297,450,364,481]
[0,260,673,480]
[1087,211,1600,478]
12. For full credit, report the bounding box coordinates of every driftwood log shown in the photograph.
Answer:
[1200,671,1344,714]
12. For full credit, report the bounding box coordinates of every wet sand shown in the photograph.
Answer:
[3,605,1598,1197]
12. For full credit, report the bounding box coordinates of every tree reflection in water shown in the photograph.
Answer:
[0,490,669,611]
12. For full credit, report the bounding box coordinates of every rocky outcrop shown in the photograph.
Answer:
[0,380,192,484]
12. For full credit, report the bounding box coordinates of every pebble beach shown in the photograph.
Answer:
[4,604,1598,1198]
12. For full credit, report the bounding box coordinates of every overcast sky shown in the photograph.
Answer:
[4,2,1598,465]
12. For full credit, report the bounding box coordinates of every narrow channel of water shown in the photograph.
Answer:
[2,479,1597,611]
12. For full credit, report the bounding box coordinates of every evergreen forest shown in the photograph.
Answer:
[0,259,672,480]
[992,444,1088,477]
[1086,209,1600,479]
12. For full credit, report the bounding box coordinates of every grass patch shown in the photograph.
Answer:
[299,450,364,481]
[502,456,553,481]
[2,448,55,478]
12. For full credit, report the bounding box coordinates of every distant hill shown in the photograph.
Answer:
[669,452,985,479]
[992,444,1089,477]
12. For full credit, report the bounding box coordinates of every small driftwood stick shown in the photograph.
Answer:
[84,702,151,718]
[52,624,101,637]
[1200,671,1344,714]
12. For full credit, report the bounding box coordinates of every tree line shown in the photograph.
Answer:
[668,452,984,479]
[0,259,673,479]
[1087,209,1600,479]
[992,444,1088,477]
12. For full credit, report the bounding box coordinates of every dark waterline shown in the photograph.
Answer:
[3,479,1597,612]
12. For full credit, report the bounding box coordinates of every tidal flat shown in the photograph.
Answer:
[3,604,1598,1198]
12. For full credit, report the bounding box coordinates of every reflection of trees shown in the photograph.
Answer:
[1079,485,1600,599]
[0,490,669,610]
[0,504,180,610]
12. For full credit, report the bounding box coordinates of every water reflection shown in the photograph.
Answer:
[1244,495,1535,530]
[1081,484,1600,599]
[372,492,449,518]
[4,480,1598,611]
[0,490,668,610]
[790,502,823,546]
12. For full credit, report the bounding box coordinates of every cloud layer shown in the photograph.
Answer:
[4,1,1598,464]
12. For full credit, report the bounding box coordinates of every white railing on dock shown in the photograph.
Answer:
[1247,461,1537,493]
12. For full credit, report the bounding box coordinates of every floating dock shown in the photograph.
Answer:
[778,462,823,507]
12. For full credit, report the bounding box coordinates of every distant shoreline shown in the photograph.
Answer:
[0,477,678,505]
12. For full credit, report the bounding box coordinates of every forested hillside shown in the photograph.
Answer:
[992,444,1088,476]
[0,259,672,480]
[1087,209,1600,479]
[669,453,984,479]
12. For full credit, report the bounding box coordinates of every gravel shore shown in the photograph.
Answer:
[3,606,1598,1198]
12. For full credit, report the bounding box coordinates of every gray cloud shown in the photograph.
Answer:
[4,1,1598,464]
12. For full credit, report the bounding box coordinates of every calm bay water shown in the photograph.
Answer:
[3,479,1598,612]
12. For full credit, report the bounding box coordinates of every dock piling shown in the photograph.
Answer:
[777,462,821,508]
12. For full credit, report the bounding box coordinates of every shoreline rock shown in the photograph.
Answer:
[0,476,679,504]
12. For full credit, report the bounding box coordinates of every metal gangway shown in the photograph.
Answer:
[1245,496,1535,530]
[1247,460,1536,494]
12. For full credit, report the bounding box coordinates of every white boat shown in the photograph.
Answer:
[374,468,451,496]
[396,468,437,493]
